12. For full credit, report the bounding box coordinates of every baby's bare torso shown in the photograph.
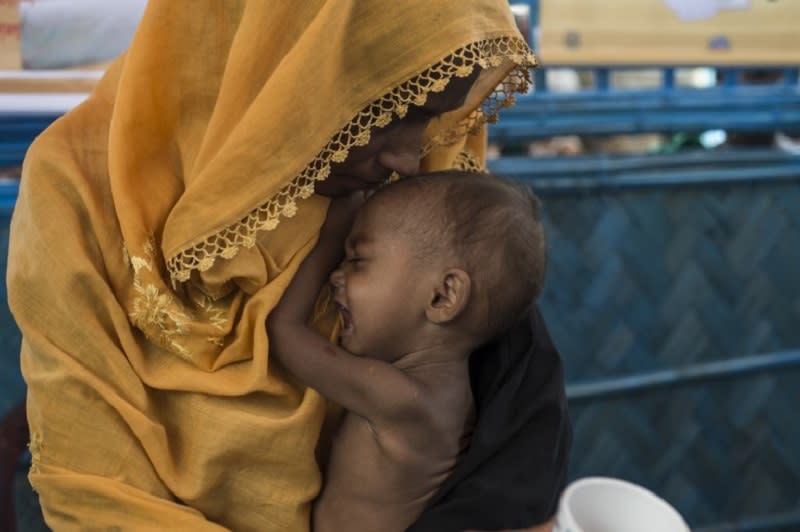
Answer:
[313,368,474,532]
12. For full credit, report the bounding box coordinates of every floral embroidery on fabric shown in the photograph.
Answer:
[127,241,192,360]
[166,36,537,286]
[197,293,229,332]
[28,431,43,475]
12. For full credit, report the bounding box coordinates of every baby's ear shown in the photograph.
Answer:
[425,269,471,325]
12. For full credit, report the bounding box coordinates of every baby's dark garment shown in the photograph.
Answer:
[408,306,572,532]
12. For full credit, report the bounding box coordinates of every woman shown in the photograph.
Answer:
[8,1,570,530]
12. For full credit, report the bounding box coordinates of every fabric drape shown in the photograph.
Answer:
[8,0,548,530]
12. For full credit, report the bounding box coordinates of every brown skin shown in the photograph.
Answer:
[315,68,481,197]
[269,194,478,532]
[329,195,476,363]
[269,73,555,531]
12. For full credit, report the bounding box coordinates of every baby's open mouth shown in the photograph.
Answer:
[337,303,353,333]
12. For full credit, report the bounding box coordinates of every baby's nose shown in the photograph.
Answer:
[329,268,345,288]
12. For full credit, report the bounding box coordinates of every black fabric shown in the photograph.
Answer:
[408,306,572,532]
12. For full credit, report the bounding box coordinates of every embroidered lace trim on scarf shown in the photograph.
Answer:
[167,36,536,285]
[454,149,486,173]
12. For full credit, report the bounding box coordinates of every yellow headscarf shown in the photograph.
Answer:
[9,1,535,529]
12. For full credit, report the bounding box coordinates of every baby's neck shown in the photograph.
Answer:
[391,342,473,372]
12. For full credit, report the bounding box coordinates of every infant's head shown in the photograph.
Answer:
[331,170,546,361]
[382,171,547,340]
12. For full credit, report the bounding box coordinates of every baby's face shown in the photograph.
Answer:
[329,200,434,362]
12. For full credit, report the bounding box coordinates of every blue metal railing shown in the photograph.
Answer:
[504,1,800,142]
[490,83,800,142]
[488,148,800,190]
[567,349,800,403]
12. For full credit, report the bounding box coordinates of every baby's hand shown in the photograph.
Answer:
[319,191,367,244]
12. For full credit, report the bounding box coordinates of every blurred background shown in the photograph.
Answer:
[0,1,798,530]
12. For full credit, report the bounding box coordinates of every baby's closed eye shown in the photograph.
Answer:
[346,256,365,269]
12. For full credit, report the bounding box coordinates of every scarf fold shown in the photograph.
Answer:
[102,0,536,377]
[9,1,540,529]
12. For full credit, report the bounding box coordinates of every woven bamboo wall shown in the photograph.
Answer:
[535,176,800,527]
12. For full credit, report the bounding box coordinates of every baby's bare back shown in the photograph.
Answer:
[313,373,474,532]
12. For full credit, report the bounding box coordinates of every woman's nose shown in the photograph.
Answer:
[377,122,427,177]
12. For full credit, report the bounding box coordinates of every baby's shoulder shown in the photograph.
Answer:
[373,374,473,453]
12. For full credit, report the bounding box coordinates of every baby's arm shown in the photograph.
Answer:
[270,195,360,326]
[268,195,419,422]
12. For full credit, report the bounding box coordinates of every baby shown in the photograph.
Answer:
[268,170,547,532]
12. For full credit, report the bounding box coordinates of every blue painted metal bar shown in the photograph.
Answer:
[0,183,18,224]
[0,113,61,121]
[499,161,800,191]
[786,67,800,87]
[489,84,800,140]
[0,117,57,127]
[566,350,800,403]
[595,68,610,91]
[506,85,800,104]
[495,84,800,105]
[722,68,739,88]
[533,68,547,93]
[0,119,58,140]
[512,83,799,103]
[662,68,675,90]
[489,148,800,181]
[0,180,18,206]
[0,143,33,166]
[490,112,800,141]
[533,64,796,71]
